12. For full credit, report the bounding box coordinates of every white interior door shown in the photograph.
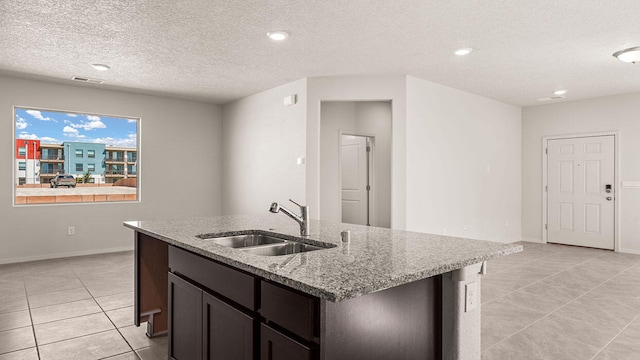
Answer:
[547,135,615,249]
[341,135,368,225]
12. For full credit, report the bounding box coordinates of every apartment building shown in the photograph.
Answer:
[14,139,40,185]
[17,141,137,185]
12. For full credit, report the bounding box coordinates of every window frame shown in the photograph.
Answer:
[13,106,141,206]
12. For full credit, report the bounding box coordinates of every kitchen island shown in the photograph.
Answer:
[125,214,521,360]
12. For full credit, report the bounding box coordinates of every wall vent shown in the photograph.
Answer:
[71,76,105,84]
[536,95,565,102]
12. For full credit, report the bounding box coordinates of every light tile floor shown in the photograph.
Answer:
[0,251,166,360]
[2,243,639,359]
[482,241,640,360]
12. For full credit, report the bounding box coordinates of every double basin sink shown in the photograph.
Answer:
[197,232,333,256]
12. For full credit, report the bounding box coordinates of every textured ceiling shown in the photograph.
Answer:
[1,0,639,106]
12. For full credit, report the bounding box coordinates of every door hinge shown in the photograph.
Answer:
[545,148,548,154]
[366,185,371,191]
[545,224,548,230]
[545,185,548,192]
[366,146,371,152]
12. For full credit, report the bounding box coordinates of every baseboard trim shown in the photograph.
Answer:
[520,237,543,244]
[618,248,640,255]
[0,246,134,265]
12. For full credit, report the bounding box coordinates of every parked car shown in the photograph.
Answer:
[50,175,76,188]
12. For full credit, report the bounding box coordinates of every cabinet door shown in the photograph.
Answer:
[203,292,255,360]
[260,324,313,360]
[168,273,203,360]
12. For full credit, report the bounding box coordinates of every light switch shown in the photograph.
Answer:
[284,94,297,106]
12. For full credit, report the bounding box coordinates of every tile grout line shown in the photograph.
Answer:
[589,312,640,360]
[482,251,640,354]
[67,255,143,360]
[482,247,611,352]
[65,259,139,359]
[20,262,42,360]
[482,248,595,307]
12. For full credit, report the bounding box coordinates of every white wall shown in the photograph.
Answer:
[0,75,223,264]
[406,76,522,242]
[221,79,307,215]
[522,93,640,254]
[320,101,392,227]
[307,76,407,228]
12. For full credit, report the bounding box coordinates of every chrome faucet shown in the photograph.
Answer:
[269,199,310,237]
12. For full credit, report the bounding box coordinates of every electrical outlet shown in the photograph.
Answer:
[67,226,75,236]
[465,282,477,312]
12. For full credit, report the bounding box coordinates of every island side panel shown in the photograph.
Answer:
[135,232,169,333]
[320,275,441,360]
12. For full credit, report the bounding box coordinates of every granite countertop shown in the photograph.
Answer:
[124,214,522,302]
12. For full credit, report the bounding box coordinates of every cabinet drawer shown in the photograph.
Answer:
[169,246,256,310]
[260,281,317,341]
[261,323,313,360]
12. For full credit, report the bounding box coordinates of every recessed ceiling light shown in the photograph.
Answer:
[91,64,111,71]
[267,31,289,41]
[454,48,473,56]
[553,89,568,95]
[613,46,640,63]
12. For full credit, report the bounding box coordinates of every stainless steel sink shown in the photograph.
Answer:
[196,232,332,256]
[204,234,286,248]
[239,242,324,256]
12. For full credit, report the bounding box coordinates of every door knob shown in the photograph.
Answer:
[605,184,612,193]
[606,196,612,201]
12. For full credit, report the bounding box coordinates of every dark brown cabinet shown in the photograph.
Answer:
[168,273,202,360]
[203,292,255,360]
[260,323,313,360]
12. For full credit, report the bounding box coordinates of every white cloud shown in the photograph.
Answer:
[67,113,79,117]
[93,133,137,148]
[40,137,59,144]
[25,110,51,121]
[16,117,28,130]
[86,115,101,121]
[18,132,39,140]
[69,119,106,131]
[63,126,79,137]
[127,119,137,123]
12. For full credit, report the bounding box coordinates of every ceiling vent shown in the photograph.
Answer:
[71,76,105,84]
[536,95,565,102]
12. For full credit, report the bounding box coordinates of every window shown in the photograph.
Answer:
[14,107,139,205]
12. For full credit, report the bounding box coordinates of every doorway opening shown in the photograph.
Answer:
[319,101,392,228]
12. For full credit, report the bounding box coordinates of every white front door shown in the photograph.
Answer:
[341,135,369,225]
[547,135,615,249]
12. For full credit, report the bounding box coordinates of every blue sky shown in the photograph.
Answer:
[15,108,138,147]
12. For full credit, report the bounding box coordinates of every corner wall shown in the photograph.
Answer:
[221,79,307,215]
[522,93,640,254]
[406,76,522,242]
[1,75,223,263]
